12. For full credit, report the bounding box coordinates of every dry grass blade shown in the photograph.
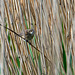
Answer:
[0,0,75,75]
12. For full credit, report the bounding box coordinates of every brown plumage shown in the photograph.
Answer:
[25,29,34,40]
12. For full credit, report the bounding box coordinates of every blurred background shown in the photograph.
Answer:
[0,0,75,75]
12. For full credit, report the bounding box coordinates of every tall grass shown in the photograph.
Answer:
[0,0,75,75]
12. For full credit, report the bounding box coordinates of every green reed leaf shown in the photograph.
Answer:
[16,56,20,69]
[62,40,67,73]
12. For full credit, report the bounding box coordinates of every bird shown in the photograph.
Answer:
[20,28,35,40]
[24,28,34,40]
[0,24,35,40]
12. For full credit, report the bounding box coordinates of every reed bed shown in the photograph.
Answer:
[0,0,75,75]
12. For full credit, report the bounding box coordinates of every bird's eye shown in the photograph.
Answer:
[29,31,33,34]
